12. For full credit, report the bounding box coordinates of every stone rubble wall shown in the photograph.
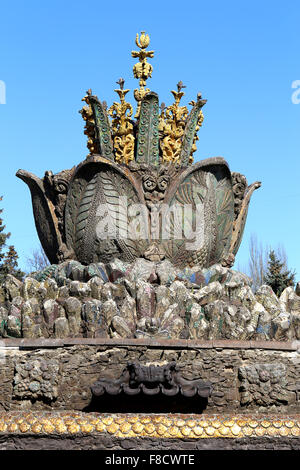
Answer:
[0,340,299,414]
[0,258,300,341]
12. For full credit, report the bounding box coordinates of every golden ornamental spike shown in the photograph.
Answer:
[160,81,189,163]
[132,31,154,118]
[108,78,135,165]
[79,89,100,157]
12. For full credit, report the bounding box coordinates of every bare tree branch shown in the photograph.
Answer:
[247,234,268,291]
[245,234,293,292]
[26,246,49,273]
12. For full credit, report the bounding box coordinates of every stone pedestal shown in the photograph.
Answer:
[0,338,299,449]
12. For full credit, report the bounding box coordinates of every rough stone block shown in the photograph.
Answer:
[3,275,23,301]
[54,317,70,338]
[193,282,224,306]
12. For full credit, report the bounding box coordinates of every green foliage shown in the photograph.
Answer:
[264,250,295,297]
[0,197,24,283]
[0,203,10,263]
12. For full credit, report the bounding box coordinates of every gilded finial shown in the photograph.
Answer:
[108,78,135,165]
[114,77,129,103]
[79,89,100,157]
[135,31,150,49]
[170,80,186,105]
[159,82,189,163]
[132,31,154,118]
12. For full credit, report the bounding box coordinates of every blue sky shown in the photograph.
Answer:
[0,0,299,276]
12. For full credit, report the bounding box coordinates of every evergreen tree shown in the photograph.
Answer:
[2,245,24,281]
[264,250,295,297]
[0,197,24,283]
[0,198,10,263]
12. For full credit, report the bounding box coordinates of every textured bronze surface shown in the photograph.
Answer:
[0,412,299,439]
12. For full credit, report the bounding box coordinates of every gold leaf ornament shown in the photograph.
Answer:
[132,31,154,117]
[160,82,189,163]
[108,79,135,165]
[79,90,100,157]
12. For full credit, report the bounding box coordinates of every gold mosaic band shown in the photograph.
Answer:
[0,412,299,439]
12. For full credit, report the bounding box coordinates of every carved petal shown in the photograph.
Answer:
[230,181,261,255]
[136,92,159,165]
[64,155,149,264]
[88,96,114,160]
[180,97,206,167]
[16,169,61,264]
[162,157,234,268]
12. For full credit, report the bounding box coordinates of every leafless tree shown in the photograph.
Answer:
[245,234,290,292]
[247,234,268,291]
[26,245,49,273]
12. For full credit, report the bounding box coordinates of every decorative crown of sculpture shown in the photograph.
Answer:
[16,32,261,269]
[79,31,206,166]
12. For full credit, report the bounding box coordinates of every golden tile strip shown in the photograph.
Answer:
[0,413,299,439]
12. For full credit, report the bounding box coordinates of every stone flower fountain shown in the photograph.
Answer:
[16,33,260,272]
[11,32,267,342]
[0,33,299,452]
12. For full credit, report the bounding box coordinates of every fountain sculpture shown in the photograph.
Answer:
[0,33,298,451]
